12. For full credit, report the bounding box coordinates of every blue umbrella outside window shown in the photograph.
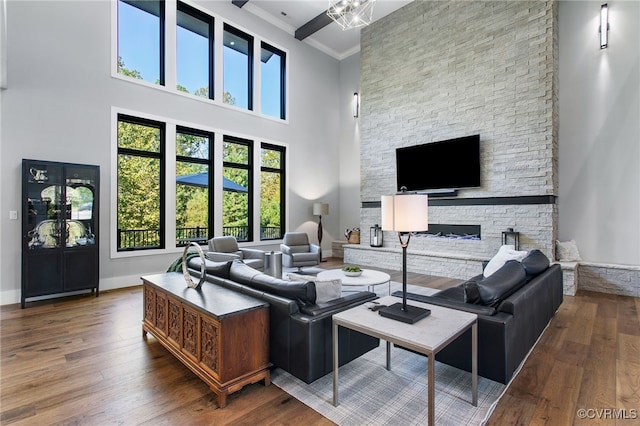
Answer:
[176,173,248,193]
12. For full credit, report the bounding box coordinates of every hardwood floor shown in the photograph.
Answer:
[1,259,638,425]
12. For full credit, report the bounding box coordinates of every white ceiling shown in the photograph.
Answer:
[240,0,413,60]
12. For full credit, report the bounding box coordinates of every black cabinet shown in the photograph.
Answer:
[22,159,99,308]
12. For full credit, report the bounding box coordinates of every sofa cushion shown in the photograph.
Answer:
[431,286,464,302]
[242,257,265,270]
[187,257,232,279]
[483,245,528,277]
[397,291,497,316]
[230,260,316,306]
[463,280,481,304]
[476,260,527,307]
[291,251,316,261]
[434,279,481,305]
[521,249,550,279]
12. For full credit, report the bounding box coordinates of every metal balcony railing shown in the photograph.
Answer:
[118,226,282,249]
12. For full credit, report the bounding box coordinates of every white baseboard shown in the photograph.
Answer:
[0,274,144,306]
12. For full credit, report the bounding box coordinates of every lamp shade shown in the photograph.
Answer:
[381,194,428,232]
[313,202,329,216]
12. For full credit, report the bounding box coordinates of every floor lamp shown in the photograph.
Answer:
[378,192,431,324]
[313,202,329,261]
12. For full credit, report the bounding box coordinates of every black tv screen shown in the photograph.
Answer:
[396,135,480,192]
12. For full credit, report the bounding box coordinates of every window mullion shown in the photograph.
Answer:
[165,124,177,249]
[159,0,166,86]
[213,133,224,236]
[253,36,261,115]
[164,0,176,91]
[214,19,224,103]
[252,140,261,241]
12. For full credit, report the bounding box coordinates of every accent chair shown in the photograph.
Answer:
[280,232,321,271]
[207,236,265,271]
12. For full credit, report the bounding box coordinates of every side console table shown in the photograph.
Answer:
[142,272,270,408]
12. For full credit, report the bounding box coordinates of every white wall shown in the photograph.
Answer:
[558,0,640,265]
[338,52,361,237]
[0,0,341,304]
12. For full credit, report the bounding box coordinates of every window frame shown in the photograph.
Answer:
[111,110,288,258]
[117,0,166,86]
[223,23,254,111]
[222,135,254,242]
[112,2,289,121]
[175,126,215,246]
[116,113,166,251]
[260,42,287,120]
[260,142,286,240]
[176,1,214,99]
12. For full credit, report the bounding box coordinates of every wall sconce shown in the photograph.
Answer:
[352,92,359,118]
[600,3,609,49]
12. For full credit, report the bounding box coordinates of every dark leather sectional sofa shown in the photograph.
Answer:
[188,258,380,384]
[394,250,563,384]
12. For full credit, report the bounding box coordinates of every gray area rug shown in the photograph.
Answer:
[271,344,504,426]
[271,283,505,425]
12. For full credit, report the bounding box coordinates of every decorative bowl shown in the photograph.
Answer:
[343,270,362,277]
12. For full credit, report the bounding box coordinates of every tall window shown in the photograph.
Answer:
[176,127,214,246]
[117,115,165,250]
[117,0,165,85]
[223,24,253,109]
[260,43,286,120]
[260,144,285,240]
[177,2,214,98]
[223,136,252,242]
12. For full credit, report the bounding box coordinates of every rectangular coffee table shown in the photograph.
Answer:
[332,295,477,426]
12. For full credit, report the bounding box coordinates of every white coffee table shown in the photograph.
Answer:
[332,295,478,426]
[317,269,391,295]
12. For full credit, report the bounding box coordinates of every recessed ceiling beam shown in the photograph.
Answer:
[232,0,249,8]
[295,10,333,41]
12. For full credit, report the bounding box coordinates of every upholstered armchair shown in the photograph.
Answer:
[207,236,265,271]
[280,232,321,270]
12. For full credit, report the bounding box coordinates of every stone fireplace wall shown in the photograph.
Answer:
[348,1,559,278]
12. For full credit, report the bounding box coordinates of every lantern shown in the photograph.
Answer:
[370,224,383,247]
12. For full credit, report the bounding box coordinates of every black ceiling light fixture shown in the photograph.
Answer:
[232,0,249,8]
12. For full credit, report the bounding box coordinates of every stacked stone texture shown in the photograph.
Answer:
[352,1,559,278]
[579,264,640,297]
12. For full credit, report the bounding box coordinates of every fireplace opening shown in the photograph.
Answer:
[414,224,481,240]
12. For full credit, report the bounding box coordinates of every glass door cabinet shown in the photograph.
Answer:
[21,159,99,308]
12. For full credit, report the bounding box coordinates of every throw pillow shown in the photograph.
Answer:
[483,245,528,277]
[286,272,314,282]
[476,260,527,307]
[314,279,343,303]
[556,240,581,261]
[287,273,342,303]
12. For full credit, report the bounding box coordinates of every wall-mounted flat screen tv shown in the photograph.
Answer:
[396,134,480,192]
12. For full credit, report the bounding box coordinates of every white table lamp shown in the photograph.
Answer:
[379,192,430,323]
